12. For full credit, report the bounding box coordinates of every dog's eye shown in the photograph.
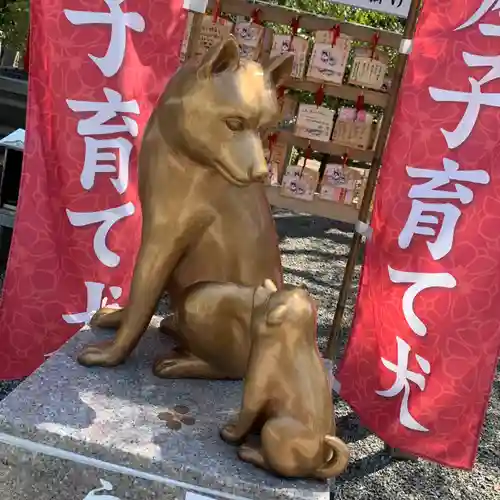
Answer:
[226,118,245,132]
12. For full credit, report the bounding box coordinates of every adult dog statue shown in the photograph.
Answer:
[77,37,293,378]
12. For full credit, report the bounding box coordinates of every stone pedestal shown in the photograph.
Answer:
[0,318,331,499]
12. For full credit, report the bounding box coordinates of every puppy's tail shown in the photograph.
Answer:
[314,435,350,480]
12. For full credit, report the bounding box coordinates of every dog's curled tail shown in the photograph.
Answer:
[314,435,350,480]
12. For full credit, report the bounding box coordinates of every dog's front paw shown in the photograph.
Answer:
[220,423,244,445]
[77,341,127,367]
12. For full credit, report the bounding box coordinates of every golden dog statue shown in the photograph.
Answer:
[220,285,350,480]
[77,37,294,377]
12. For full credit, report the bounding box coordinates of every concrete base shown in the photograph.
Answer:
[0,318,330,499]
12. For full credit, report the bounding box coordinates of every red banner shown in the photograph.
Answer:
[0,0,186,379]
[337,0,500,469]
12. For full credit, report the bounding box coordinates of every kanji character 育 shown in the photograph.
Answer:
[81,136,132,194]
[66,88,140,193]
[399,158,490,260]
[66,88,140,137]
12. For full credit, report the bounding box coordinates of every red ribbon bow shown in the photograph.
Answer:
[268,132,279,157]
[212,0,221,23]
[251,8,262,25]
[370,32,380,59]
[315,84,325,107]
[355,94,365,112]
[330,24,341,47]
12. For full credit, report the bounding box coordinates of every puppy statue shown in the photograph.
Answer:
[220,285,350,480]
[152,279,280,379]
[90,279,290,380]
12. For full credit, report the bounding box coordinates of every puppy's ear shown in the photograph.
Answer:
[263,279,278,293]
[254,286,270,307]
[266,303,288,326]
[198,36,240,79]
[266,53,294,87]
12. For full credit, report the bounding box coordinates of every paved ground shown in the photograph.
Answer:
[0,210,498,499]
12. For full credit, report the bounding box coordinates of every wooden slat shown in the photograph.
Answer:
[276,130,375,163]
[209,0,402,48]
[265,185,358,223]
[285,78,389,108]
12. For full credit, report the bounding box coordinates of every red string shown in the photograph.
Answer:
[370,32,380,59]
[276,85,286,100]
[305,143,313,161]
[355,94,365,112]
[251,8,262,25]
[330,24,341,47]
[212,0,221,23]
[288,17,300,53]
[268,133,278,157]
[315,84,325,107]
[342,153,349,167]
[301,142,313,171]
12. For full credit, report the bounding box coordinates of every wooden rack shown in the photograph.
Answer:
[285,78,390,108]
[184,0,422,361]
[265,185,358,223]
[275,129,375,163]
[207,0,402,47]
[200,0,399,221]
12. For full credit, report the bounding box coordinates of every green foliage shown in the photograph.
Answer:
[0,0,30,51]
[270,0,404,33]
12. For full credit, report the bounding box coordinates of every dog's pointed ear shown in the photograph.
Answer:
[263,279,278,293]
[197,36,240,79]
[266,303,288,326]
[266,53,294,87]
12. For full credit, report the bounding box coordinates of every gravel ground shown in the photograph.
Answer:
[0,209,498,499]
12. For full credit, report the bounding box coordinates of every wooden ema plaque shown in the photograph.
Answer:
[332,107,375,151]
[306,31,352,85]
[348,47,388,90]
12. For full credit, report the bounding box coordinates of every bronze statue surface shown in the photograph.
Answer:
[75,37,348,481]
[153,279,280,379]
[220,285,350,480]
[78,38,294,370]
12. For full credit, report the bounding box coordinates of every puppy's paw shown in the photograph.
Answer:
[220,423,244,445]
